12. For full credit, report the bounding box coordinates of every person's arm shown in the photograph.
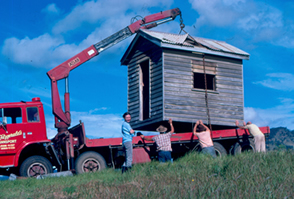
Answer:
[140,134,153,141]
[235,120,247,129]
[193,120,199,136]
[199,120,210,131]
[168,118,174,134]
[124,122,135,135]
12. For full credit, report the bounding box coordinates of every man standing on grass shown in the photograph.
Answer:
[121,112,136,173]
[235,120,266,152]
[140,118,174,163]
[193,120,216,158]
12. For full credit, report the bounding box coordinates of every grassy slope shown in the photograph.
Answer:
[0,150,293,199]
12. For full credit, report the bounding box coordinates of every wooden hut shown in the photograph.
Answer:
[120,29,249,132]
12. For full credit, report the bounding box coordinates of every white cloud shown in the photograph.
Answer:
[1,0,176,69]
[189,0,283,31]
[237,5,283,31]
[52,0,173,34]
[1,34,65,68]
[188,0,294,47]
[72,111,122,138]
[245,98,294,130]
[189,0,246,27]
[46,109,123,139]
[273,24,294,48]
[42,3,60,15]
[254,73,294,91]
[46,127,57,140]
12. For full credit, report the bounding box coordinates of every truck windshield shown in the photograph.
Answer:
[0,108,22,124]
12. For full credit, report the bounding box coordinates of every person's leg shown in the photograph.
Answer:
[158,151,165,162]
[202,147,209,155]
[122,166,128,173]
[122,141,133,173]
[207,146,216,158]
[260,134,266,152]
[254,135,261,152]
[122,142,127,173]
[202,147,216,158]
[163,151,171,162]
[125,141,133,167]
[122,143,126,167]
[165,151,172,162]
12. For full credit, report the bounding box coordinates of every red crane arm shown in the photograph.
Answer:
[46,8,181,132]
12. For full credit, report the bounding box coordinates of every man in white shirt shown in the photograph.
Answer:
[235,120,266,152]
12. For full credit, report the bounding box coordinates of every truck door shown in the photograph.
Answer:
[25,106,46,141]
[0,107,26,157]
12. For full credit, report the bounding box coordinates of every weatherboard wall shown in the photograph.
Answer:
[127,37,164,129]
[162,49,244,127]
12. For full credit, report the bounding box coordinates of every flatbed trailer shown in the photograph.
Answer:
[79,125,270,166]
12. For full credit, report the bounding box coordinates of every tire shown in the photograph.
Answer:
[213,142,227,157]
[191,143,201,153]
[192,142,227,157]
[75,151,106,174]
[20,156,53,177]
[233,138,256,154]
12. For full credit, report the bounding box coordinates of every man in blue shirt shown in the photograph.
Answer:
[121,112,135,173]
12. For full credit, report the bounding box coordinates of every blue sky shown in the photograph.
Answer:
[1,0,293,139]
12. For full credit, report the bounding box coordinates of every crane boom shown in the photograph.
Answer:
[46,8,181,133]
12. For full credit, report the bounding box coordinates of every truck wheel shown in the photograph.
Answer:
[233,138,255,154]
[75,151,106,174]
[213,142,227,157]
[20,156,53,177]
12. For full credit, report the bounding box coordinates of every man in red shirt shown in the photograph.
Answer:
[193,120,216,158]
[140,119,174,162]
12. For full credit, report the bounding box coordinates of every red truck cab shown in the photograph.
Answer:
[0,98,50,169]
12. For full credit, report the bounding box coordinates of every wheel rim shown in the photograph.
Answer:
[82,158,100,172]
[28,163,47,177]
[215,149,221,157]
[241,144,254,152]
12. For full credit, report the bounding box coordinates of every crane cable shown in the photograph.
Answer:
[178,16,212,132]
[202,54,212,132]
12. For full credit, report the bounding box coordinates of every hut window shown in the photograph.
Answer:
[139,59,150,120]
[193,73,216,90]
[192,60,217,91]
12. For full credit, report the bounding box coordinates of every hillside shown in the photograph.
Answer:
[267,127,294,150]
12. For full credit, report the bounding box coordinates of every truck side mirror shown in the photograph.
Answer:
[0,117,8,133]
[2,116,7,125]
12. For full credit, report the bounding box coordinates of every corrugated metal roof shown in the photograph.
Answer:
[140,30,189,45]
[139,29,249,59]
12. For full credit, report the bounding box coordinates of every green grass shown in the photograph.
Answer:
[1,150,293,199]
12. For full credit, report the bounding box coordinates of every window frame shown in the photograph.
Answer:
[26,107,40,123]
[191,59,218,93]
